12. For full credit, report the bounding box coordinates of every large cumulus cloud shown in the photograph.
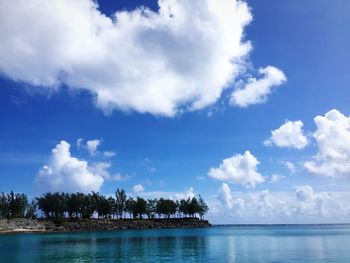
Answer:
[304,109,350,177]
[0,0,285,116]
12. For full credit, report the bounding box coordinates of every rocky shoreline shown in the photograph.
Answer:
[0,218,211,234]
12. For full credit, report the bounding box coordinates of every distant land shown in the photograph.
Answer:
[0,218,211,234]
[0,189,210,234]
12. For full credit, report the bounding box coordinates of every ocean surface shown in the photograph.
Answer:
[1,224,350,262]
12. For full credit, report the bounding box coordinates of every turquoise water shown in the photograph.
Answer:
[1,225,350,262]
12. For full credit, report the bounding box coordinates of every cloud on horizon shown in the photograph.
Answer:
[211,183,350,223]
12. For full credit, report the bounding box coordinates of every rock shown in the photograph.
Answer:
[0,218,211,234]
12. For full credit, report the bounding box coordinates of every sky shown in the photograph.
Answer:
[1,0,350,224]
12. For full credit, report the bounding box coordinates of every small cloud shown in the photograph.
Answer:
[76,138,83,149]
[196,176,206,181]
[77,138,116,158]
[104,151,116,158]
[110,173,133,181]
[208,151,265,188]
[140,158,156,173]
[264,120,308,149]
[282,161,296,173]
[230,66,286,108]
[86,139,101,156]
[133,184,145,193]
[269,174,286,183]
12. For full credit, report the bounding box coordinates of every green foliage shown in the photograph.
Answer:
[81,193,96,219]
[37,192,67,219]
[67,193,84,218]
[0,191,28,219]
[115,188,127,219]
[198,195,209,219]
[95,193,113,219]
[0,192,10,219]
[146,199,157,219]
[25,200,37,219]
[1,189,209,220]
[125,197,137,218]
[156,198,177,218]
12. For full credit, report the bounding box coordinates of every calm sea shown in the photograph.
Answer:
[1,224,350,262]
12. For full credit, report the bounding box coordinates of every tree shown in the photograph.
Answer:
[37,193,53,218]
[26,200,37,219]
[8,191,28,218]
[81,193,96,219]
[188,197,200,217]
[0,192,9,219]
[115,188,127,219]
[134,197,147,219]
[107,197,116,219]
[178,197,204,218]
[198,195,209,219]
[96,194,113,219]
[125,197,136,218]
[146,199,157,219]
[179,198,190,217]
[37,192,66,219]
[3,190,209,221]
[67,193,84,218]
[156,198,177,218]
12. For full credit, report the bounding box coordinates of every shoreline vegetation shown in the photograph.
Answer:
[0,189,210,234]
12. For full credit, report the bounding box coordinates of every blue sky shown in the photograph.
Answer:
[1,0,350,224]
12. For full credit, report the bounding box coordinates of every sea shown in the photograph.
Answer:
[1,224,350,262]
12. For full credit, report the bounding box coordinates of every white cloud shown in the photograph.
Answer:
[86,139,101,156]
[133,184,145,193]
[133,187,195,200]
[208,151,265,188]
[295,185,314,202]
[294,185,329,216]
[0,0,283,116]
[269,174,286,183]
[211,184,350,224]
[230,66,286,108]
[36,140,105,193]
[110,173,132,181]
[78,138,116,157]
[218,183,234,209]
[215,188,291,220]
[283,161,296,173]
[181,187,196,200]
[104,151,116,158]
[89,161,111,179]
[76,138,83,149]
[304,109,350,177]
[264,120,308,149]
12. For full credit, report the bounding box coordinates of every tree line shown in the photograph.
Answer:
[0,189,209,220]
[0,191,36,219]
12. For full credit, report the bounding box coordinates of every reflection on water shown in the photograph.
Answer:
[34,235,209,262]
[0,225,350,262]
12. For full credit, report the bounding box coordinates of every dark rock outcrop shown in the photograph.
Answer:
[0,218,211,234]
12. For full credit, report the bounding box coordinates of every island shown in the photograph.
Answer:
[0,189,210,234]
